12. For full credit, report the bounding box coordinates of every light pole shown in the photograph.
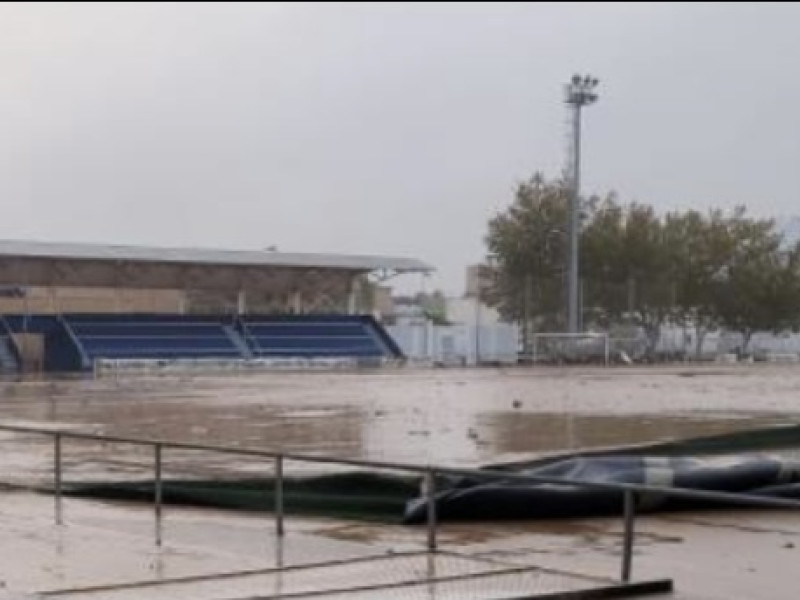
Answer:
[564,74,598,333]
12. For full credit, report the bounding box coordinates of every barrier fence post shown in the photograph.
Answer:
[54,433,63,526]
[426,469,437,552]
[275,455,284,537]
[154,443,163,546]
[622,489,636,582]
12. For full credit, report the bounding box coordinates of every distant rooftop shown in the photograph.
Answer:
[0,239,433,274]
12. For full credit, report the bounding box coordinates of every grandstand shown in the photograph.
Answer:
[0,240,429,372]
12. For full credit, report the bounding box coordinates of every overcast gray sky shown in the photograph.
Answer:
[1,2,799,294]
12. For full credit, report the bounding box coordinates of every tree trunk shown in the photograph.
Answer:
[644,321,661,360]
[741,330,753,356]
[694,327,707,361]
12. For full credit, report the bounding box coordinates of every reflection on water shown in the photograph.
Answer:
[477,412,789,460]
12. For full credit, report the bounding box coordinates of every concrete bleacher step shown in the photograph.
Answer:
[36,551,668,600]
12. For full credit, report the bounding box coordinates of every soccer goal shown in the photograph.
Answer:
[530,332,610,366]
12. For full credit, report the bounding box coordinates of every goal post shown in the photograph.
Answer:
[530,332,610,366]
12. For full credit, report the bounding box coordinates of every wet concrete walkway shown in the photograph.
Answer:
[0,491,667,600]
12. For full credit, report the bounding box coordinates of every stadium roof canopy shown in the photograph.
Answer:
[0,240,431,273]
[0,239,433,292]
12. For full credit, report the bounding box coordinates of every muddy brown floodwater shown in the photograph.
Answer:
[2,363,800,599]
[0,363,797,467]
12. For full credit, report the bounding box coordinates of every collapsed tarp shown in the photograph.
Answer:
[67,471,417,523]
[64,423,800,523]
[402,453,800,523]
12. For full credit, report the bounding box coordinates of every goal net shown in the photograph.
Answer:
[530,332,610,365]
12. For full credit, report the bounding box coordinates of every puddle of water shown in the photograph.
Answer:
[280,409,349,419]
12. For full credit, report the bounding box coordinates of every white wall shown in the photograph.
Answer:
[387,321,519,366]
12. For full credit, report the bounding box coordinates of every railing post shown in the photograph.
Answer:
[425,468,437,552]
[54,433,63,526]
[275,454,284,537]
[621,489,636,582]
[154,443,163,546]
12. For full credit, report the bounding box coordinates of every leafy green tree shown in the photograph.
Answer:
[667,209,729,358]
[580,196,626,327]
[711,211,800,353]
[582,202,677,356]
[484,173,570,329]
[485,174,800,359]
[415,290,450,325]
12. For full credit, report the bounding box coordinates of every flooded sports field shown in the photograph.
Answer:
[1,363,800,599]
[1,363,797,466]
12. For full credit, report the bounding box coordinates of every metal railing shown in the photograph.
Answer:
[1,423,799,584]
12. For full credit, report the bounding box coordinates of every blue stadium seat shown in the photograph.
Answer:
[3,312,403,370]
[70,324,225,336]
[63,314,242,362]
[239,315,401,359]
[246,324,369,337]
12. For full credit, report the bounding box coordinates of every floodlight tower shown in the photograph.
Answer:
[564,74,599,333]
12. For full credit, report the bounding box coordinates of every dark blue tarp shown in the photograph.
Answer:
[65,424,800,523]
[403,453,800,523]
